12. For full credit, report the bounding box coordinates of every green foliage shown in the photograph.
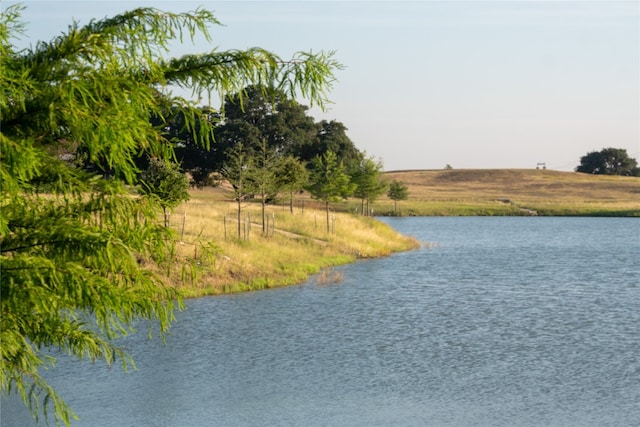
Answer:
[139,158,191,226]
[151,106,221,187]
[213,85,361,174]
[213,85,361,224]
[387,180,409,213]
[217,85,317,161]
[140,158,191,207]
[0,5,341,425]
[220,143,256,239]
[575,147,639,176]
[306,151,356,231]
[252,139,281,233]
[307,151,355,203]
[307,120,362,168]
[352,155,387,216]
[1,180,179,425]
[278,156,309,213]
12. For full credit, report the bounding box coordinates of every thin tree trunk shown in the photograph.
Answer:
[236,198,241,239]
[261,189,266,234]
[325,201,330,232]
[180,209,186,241]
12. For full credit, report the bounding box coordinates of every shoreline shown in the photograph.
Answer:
[164,168,639,297]
[164,202,421,298]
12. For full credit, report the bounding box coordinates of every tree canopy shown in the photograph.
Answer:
[149,106,221,187]
[139,158,191,226]
[306,119,362,169]
[212,86,362,172]
[352,155,387,216]
[278,155,309,213]
[306,151,356,232]
[575,148,639,176]
[220,143,257,240]
[387,180,409,213]
[0,4,341,425]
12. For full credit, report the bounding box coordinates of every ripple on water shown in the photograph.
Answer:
[2,217,639,427]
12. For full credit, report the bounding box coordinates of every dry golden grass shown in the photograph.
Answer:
[380,169,640,216]
[161,186,419,296]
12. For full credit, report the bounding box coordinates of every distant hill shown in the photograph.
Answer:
[196,168,639,216]
[380,169,640,216]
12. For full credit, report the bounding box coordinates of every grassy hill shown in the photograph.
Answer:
[376,169,640,216]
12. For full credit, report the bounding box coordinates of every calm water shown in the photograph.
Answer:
[3,217,639,426]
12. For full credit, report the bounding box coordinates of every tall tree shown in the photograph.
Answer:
[274,98,319,158]
[575,148,639,176]
[253,139,280,234]
[306,151,356,232]
[278,156,309,213]
[0,5,341,425]
[303,120,362,170]
[139,158,191,227]
[217,85,317,158]
[214,119,263,165]
[220,143,256,240]
[387,180,409,214]
[352,156,387,216]
[150,106,222,187]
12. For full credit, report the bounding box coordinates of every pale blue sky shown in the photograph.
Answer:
[4,0,639,171]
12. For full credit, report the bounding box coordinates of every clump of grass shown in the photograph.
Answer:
[520,200,640,217]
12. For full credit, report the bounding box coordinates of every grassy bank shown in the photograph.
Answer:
[379,169,640,217]
[157,168,637,296]
[162,189,420,297]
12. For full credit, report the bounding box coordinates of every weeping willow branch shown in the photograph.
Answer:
[1,4,342,425]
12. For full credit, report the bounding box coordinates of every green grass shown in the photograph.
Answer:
[347,199,527,216]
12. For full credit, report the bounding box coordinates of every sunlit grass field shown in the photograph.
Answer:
[163,188,420,296]
[378,169,640,217]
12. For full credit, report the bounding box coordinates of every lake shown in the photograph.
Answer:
[3,217,639,426]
